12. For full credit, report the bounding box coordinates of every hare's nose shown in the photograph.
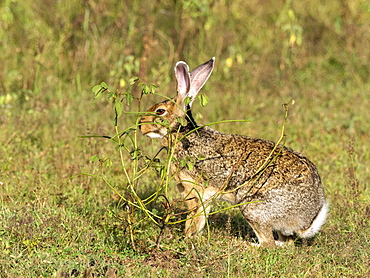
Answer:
[139,119,144,130]
[139,116,149,130]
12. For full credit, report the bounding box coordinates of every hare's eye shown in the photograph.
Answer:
[155,108,166,116]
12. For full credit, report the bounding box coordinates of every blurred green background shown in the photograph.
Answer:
[0,0,369,276]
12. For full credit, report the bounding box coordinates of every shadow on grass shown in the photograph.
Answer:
[107,188,320,250]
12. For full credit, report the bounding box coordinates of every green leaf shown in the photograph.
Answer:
[199,94,208,107]
[93,91,102,99]
[176,117,187,126]
[92,85,101,94]
[100,82,108,89]
[142,84,150,94]
[180,156,196,171]
[180,159,187,168]
[91,155,99,163]
[124,92,134,106]
[105,159,112,168]
[129,76,140,85]
[114,100,123,118]
[92,82,110,99]
[154,117,164,124]
[107,92,117,101]
[92,85,103,99]
[197,154,207,160]
[184,96,191,106]
[139,82,157,94]
[150,84,158,92]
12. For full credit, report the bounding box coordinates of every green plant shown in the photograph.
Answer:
[82,78,296,251]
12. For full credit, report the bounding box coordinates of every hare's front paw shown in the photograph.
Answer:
[184,216,205,237]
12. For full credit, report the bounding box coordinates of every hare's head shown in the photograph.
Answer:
[140,58,215,139]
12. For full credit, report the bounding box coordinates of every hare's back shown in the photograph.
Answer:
[225,133,322,189]
[178,128,322,193]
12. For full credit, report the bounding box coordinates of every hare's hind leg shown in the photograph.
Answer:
[247,221,275,247]
[276,231,294,246]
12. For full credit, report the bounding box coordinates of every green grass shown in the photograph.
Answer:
[1,0,369,277]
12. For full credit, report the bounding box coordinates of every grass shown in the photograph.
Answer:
[1,0,369,277]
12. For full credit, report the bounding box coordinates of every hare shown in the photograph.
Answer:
[140,58,328,247]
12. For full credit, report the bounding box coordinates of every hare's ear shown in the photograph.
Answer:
[188,57,215,106]
[174,61,191,108]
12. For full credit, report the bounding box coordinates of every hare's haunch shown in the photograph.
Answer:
[140,58,328,247]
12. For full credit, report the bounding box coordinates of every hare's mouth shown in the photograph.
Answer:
[139,120,167,139]
[145,132,164,139]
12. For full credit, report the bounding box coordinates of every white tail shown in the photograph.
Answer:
[298,201,329,238]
